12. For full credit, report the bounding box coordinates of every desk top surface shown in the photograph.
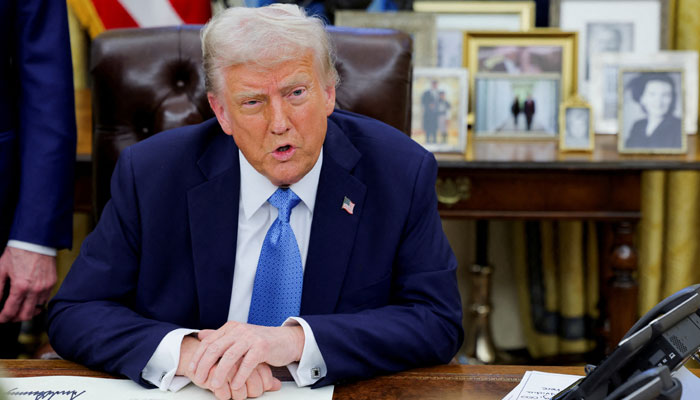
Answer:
[0,360,579,400]
[4,360,699,400]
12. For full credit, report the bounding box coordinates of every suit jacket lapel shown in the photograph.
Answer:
[187,131,240,329]
[301,118,366,315]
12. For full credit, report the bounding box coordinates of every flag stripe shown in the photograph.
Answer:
[119,0,183,27]
[92,0,138,29]
[169,0,212,24]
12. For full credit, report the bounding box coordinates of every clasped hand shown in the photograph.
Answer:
[179,321,305,400]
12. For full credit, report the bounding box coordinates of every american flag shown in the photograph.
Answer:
[68,0,211,38]
[342,196,355,215]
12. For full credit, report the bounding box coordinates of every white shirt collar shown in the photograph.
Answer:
[239,149,323,220]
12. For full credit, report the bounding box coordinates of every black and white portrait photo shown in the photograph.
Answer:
[562,107,592,150]
[620,70,685,153]
[474,74,560,137]
[585,22,634,79]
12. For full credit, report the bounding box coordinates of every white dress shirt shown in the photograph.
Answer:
[142,148,327,391]
[6,240,56,256]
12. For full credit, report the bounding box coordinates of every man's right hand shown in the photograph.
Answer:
[178,335,282,400]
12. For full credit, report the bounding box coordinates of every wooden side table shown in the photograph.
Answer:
[436,134,700,352]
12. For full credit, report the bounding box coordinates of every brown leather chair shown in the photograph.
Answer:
[90,25,412,219]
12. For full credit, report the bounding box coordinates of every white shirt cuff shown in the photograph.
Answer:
[283,317,327,387]
[142,328,199,392]
[6,240,57,256]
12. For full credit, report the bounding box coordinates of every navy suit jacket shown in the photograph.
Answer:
[48,110,463,387]
[0,0,76,249]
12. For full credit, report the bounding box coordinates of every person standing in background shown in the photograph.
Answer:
[0,0,76,357]
[421,80,439,143]
[524,94,536,131]
[510,95,520,127]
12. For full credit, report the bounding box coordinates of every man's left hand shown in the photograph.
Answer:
[0,247,57,322]
[189,321,305,394]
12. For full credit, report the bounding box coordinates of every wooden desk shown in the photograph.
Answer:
[0,360,583,399]
[436,135,700,350]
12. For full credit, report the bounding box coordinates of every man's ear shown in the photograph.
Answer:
[324,84,336,116]
[208,92,234,136]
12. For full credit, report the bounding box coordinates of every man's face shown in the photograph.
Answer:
[208,52,336,186]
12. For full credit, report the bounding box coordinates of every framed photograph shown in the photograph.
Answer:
[550,0,667,98]
[590,51,698,134]
[464,30,577,109]
[334,11,437,67]
[411,68,469,153]
[474,73,560,138]
[559,96,594,151]
[618,69,686,154]
[414,1,535,68]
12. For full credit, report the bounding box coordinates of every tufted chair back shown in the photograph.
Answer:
[91,25,413,219]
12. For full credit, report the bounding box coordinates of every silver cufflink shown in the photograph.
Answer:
[311,367,321,379]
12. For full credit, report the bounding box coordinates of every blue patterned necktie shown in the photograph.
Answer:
[248,187,304,326]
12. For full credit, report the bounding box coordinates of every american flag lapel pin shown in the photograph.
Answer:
[341,196,355,215]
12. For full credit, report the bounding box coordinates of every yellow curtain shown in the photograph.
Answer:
[637,0,700,315]
[513,221,598,358]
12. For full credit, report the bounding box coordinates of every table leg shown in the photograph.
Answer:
[602,221,639,350]
[464,220,497,364]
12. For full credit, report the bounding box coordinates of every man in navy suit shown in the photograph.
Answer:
[48,5,462,399]
[0,0,76,357]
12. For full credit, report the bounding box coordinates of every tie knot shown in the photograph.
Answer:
[268,188,300,222]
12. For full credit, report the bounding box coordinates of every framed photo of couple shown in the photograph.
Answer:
[618,69,686,154]
[473,73,560,138]
[411,68,469,153]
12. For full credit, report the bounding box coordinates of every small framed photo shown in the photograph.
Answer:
[559,96,594,151]
[334,11,437,67]
[550,0,667,98]
[413,1,535,68]
[474,73,560,138]
[411,68,469,153]
[589,51,698,134]
[464,31,577,109]
[618,69,686,154]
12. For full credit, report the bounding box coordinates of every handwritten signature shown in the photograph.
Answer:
[6,388,86,400]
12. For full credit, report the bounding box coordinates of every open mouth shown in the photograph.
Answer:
[276,145,291,152]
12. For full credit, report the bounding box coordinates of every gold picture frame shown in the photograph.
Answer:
[334,11,437,67]
[414,1,535,30]
[464,30,578,113]
[559,95,594,152]
[617,68,686,154]
[414,1,535,68]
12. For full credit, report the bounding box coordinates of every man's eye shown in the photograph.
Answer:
[243,100,260,106]
[291,88,305,96]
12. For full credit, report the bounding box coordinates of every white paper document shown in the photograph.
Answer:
[0,376,333,400]
[502,367,700,400]
[501,370,583,400]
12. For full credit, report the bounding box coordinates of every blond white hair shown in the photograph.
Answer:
[201,4,339,94]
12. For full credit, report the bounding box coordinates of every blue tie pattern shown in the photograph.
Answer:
[248,188,303,326]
